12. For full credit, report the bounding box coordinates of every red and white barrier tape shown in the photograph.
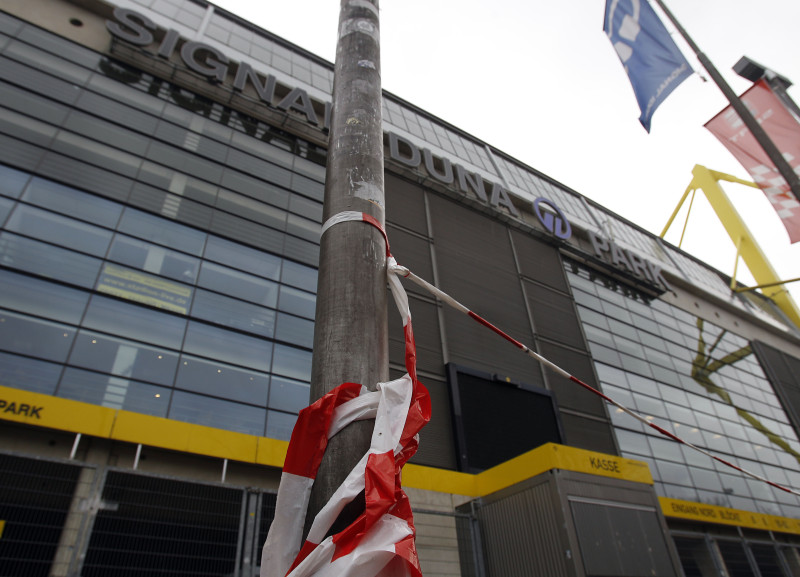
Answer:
[264,210,428,577]
[323,211,800,498]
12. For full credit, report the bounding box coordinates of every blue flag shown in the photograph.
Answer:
[604,0,692,131]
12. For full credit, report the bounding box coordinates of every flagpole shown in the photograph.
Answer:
[651,0,800,204]
[304,0,387,539]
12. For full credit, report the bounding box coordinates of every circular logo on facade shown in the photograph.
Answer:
[533,198,572,240]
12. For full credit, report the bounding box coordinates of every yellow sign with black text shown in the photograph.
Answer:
[661,497,800,535]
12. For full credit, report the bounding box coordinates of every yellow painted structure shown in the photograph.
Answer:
[0,385,650,496]
[661,164,800,328]
[660,497,800,536]
[6,383,799,535]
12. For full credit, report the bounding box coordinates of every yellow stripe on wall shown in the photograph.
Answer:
[661,497,800,535]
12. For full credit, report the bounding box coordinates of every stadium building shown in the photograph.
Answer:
[2,1,800,575]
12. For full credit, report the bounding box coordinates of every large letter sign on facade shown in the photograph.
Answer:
[533,198,572,240]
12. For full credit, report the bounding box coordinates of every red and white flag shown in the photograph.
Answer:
[705,79,800,243]
[262,256,430,577]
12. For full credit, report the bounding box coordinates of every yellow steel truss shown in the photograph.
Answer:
[661,164,800,329]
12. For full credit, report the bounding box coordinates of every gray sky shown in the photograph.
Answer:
[214,0,800,308]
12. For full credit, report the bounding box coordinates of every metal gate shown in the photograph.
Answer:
[0,454,279,577]
[0,454,83,577]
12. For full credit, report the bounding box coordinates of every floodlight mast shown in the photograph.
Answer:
[652,0,800,204]
[304,0,387,539]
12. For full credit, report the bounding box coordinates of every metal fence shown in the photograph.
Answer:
[0,454,278,577]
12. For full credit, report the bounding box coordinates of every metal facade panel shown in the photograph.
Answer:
[385,224,435,299]
[385,173,429,237]
[510,229,569,292]
[559,411,619,455]
[524,279,586,350]
[388,294,443,377]
[408,375,457,470]
[752,340,800,436]
[538,341,606,417]
[570,500,677,576]
[476,477,572,577]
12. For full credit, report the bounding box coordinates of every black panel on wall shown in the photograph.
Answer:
[752,340,800,437]
[447,364,563,473]
[538,340,607,418]
[389,368,457,470]
[510,229,568,292]
[559,412,618,455]
[524,279,585,350]
[428,194,537,380]
[385,173,429,236]
[384,224,434,299]
[388,294,443,377]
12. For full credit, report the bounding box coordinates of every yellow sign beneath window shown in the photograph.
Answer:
[661,497,800,535]
[96,263,192,314]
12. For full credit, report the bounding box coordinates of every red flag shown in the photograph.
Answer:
[705,79,800,243]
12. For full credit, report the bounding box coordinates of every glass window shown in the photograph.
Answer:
[278,286,316,319]
[4,40,92,85]
[0,310,76,362]
[197,262,278,307]
[275,313,313,349]
[74,86,162,132]
[190,289,275,339]
[268,376,309,413]
[272,344,312,382]
[656,461,692,486]
[21,177,122,228]
[216,188,287,231]
[266,410,297,441]
[716,540,757,577]
[0,269,88,324]
[0,164,31,198]
[203,235,281,280]
[118,208,206,256]
[6,204,113,257]
[146,141,222,184]
[220,167,290,209]
[281,259,317,292]
[107,235,200,284]
[168,390,266,436]
[52,131,142,178]
[289,193,322,222]
[63,110,150,157]
[138,162,218,206]
[286,213,320,243]
[68,331,179,386]
[82,295,186,349]
[58,367,170,417]
[0,351,60,395]
[175,355,270,406]
[183,321,272,372]
[672,536,718,577]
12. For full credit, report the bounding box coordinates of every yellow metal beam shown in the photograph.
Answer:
[663,165,800,329]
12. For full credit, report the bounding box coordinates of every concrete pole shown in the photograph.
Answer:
[305,0,387,538]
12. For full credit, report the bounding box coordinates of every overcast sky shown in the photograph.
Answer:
[213,0,800,309]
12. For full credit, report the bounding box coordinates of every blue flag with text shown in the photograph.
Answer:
[604,0,692,131]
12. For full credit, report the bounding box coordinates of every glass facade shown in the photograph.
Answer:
[567,259,800,518]
[0,13,326,440]
[3,2,800,576]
